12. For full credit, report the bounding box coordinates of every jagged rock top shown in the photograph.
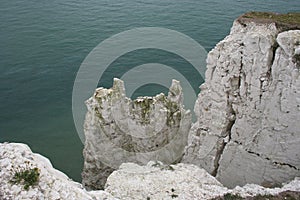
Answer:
[238,12,300,32]
[82,78,192,189]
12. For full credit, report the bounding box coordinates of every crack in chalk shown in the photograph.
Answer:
[211,139,226,176]
[212,92,236,177]
[259,79,264,103]
[211,46,245,177]
[278,91,283,112]
[233,140,242,145]
[246,150,299,170]
[273,161,299,170]
[270,42,278,78]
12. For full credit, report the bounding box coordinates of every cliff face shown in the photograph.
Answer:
[183,15,300,187]
[81,14,300,189]
[82,78,191,190]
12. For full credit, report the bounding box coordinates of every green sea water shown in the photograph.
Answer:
[0,0,299,182]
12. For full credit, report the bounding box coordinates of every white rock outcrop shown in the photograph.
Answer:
[105,162,227,200]
[1,143,299,200]
[82,78,192,190]
[105,161,300,200]
[0,143,116,200]
[183,17,300,187]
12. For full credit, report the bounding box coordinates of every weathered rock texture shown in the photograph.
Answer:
[105,162,227,200]
[0,143,116,200]
[183,14,300,188]
[1,143,299,200]
[105,161,300,200]
[82,78,191,190]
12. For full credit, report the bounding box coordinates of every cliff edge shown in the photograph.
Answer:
[183,12,300,188]
[1,143,299,199]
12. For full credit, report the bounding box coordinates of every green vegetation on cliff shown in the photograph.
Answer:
[238,12,300,31]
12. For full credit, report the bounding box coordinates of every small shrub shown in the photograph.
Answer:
[223,193,243,200]
[252,194,273,200]
[10,161,40,190]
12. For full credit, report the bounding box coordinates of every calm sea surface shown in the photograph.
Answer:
[0,0,299,181]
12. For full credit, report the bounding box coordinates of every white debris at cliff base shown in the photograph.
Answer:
[105,161,300,200]
[0,142,299,200]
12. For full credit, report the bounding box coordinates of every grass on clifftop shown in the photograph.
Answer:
[211,191,300,200]
[239,12,300,31]
[9,161,40,190]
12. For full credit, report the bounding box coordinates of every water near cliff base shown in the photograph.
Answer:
[0,0,299,182]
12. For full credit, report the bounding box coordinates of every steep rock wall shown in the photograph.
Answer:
[82,78,191,190]
[183,17,300,188]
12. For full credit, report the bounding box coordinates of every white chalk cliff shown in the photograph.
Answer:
[82,79,192,189]
[183,15,300,188]
[1,13,300,200]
